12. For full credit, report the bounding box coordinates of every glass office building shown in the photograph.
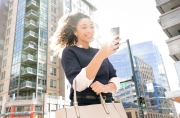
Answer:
[109,41,175,114]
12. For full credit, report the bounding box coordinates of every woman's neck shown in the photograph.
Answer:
[77,42,90,49]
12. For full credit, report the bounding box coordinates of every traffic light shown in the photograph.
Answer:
[139,97,146,109]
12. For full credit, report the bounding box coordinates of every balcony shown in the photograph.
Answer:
[155,0,169,6]
[166,35,180,61]
[156,0,180,14]
[26,9,39,20]
[25,20,38,30]
[159,7,180,38]
[20,81,36,90]
[22,54,37,64]
[23,42,38,53]
[26,0,40,10]
[24,30,38,40]
[21,67,37,77]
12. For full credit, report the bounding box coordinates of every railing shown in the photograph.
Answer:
[25,20,38,27]
[26,9,39,16]
[155,0,169,6]
[22,67,37,75]
[20,81,36,88]
[24,30,38,38]
[38,84,46,89]
[27,0,40,7]
[47,95,66,100]
[160,7,180,29]
[38,70,46,75]
[23,42,37,49]
[22,54,37,61]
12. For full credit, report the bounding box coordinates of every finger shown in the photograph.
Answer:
[90,81,99,88]
[114,43,121,49]
[113,38,121,44]
[92,85,99,92]
[97,88,102,94]
[91,83,101,92]
[92,83,102,92]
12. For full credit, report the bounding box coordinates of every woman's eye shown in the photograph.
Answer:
[82,27,86,29]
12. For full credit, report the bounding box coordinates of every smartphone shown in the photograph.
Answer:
[110,27,120,49]
[110,27,120,39]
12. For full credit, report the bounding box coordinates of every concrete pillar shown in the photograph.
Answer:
[1,95,9,117]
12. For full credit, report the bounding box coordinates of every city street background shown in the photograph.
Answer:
[91,0,180,113]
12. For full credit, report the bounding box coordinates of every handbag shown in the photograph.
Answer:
[56,80,128,118]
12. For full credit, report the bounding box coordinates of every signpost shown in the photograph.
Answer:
[126,39,144,118]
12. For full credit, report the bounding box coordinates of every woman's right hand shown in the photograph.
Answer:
[98,38,121,59]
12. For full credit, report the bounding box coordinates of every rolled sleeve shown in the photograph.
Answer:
[73,68,94,92]
[109,77,120,93]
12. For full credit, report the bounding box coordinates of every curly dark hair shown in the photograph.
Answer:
[50,12,91,57]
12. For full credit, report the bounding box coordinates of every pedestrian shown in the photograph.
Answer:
[50,12,121,106]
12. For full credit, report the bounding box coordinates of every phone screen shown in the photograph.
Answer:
[110,27,120,40]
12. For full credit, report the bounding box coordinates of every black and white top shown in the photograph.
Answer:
[61,45,120,100]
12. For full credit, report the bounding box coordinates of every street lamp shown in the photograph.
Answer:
[126,39,144,118]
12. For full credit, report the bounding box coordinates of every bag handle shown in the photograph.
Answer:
[73,80,110,117]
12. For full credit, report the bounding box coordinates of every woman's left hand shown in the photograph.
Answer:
[90,81,111,95]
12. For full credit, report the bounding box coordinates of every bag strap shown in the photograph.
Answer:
[73,80,110,117]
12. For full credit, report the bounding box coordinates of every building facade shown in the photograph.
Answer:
[109,41,176,115]
[0,0,96,117]
[0,0,9,95]
[155,0,180,103]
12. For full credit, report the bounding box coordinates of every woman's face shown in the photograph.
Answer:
[74,18,94,44]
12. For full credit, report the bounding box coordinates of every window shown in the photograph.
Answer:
[5,2,8,7]
[50,56,56,64]
[2,21,6,26]
[51,25,56,32]
[9,10,13,17]
[1,30,5,36]
[8,19,12,26]
[38,79,46,86]
[51,14,56,22]
[7,28,11,35]
[65,0,70,9]
[4,48,8,56]
[0,40,4,46]
[51,6,56,13]
[1,71,5,80]
[2,59,7,68]
[4,11,8,16]
[0,84,4,92]
[5,38,9,45]
[9,1,13,7]
[50,79,56,88]
[50,67,56,75]
[0,50,3,56]
[51,0,56,4]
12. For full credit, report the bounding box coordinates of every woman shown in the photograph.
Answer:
[50,12,121,106]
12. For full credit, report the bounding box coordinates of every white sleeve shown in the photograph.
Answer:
[73,68,94,92]
[109,77,120,93]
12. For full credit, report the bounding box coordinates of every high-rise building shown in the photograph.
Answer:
[111,55,155,112]
[0,0,96,117]
[155,0,180,104]
[109,41,176,115]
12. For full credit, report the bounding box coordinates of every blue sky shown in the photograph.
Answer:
[91,0,180,113]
